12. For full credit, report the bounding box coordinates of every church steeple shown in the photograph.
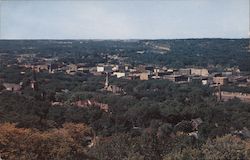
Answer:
[105,72,109,88]
[31,66,38,91]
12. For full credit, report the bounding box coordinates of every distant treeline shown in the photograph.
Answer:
[0,39,249,71]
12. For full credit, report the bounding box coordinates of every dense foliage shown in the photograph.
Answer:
[0,71,250,159]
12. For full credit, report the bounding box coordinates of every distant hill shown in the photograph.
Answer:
[0,39,249,71]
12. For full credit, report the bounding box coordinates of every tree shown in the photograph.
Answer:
[163,147,202,160]
[202,134,249,160]
[0,122,94,160]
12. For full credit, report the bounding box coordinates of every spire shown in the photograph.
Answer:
[105,72,109,88]
[31,66,38,91]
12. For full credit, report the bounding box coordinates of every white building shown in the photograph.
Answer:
[113,72,126,78]
[97,65,112,73]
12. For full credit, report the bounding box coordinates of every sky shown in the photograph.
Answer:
[0,0,249,39]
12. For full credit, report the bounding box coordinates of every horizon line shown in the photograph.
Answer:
[0,37,249,41]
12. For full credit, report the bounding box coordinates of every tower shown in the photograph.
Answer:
[105,72,109,88]
[31,66,38,91]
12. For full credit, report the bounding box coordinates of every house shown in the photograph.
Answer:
[3,83,22,92]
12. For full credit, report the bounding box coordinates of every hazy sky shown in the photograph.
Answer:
[0,0,249,39]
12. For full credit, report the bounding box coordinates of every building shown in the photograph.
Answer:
[35,64,49,72]
[48,63,58,74]
[213,76,228,85]
[68,64,78,71]
[140,72,149,80]
[164,75,188,82]
[113,72,126,78]
[215,91,250,103]
[104,72,124,94]
[73,99,109,112]
[191,68,209,76]
[153,68,160,74]
[112,65,119,71]
[177,68,191,76]
[136,65,154,73]
[145,66,154,72]
[77,67,90,73]
[106,85,123,94]
[65,64,78,75]
[126,75,140,80]
[222,72,233,77]
[97,65,112,73]
[234,76,248,83]
[3,83,22,92]
[202,78,209,85]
